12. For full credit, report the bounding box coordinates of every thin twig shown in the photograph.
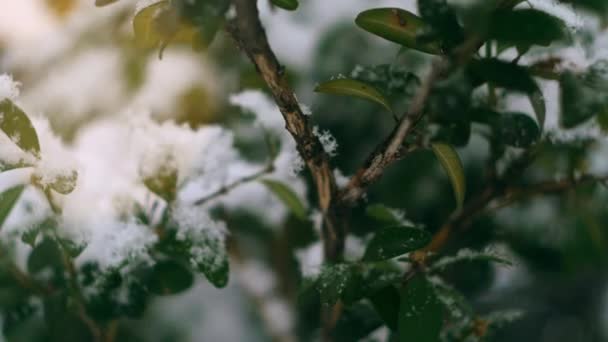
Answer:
[193,163,274,206]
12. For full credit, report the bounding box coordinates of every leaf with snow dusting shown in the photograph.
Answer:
[315,263,358,307]
[363,226,431,262]
[398,275,443,342]
[428,248,513,273]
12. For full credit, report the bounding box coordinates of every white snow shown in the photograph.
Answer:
[0,74,20,102]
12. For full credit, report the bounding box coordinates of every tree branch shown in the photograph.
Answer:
[339,59,449,204]
[227,0,344,261]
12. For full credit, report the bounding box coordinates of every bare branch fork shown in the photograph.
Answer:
[339,59,449,204]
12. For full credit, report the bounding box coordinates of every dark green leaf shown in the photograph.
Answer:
[21,228,39,248]
[148,260,194,295]
[418,0,464,50]
[57,238,86,258]
[315,78,393,114]
[496,112,540,148]
[271,0,298,11]
[0,185,24,230]
[489,9,566,47]
[429,248,513,273]
[398,276,443,342]
[355,8,442,55]
[332,303,384,342]
[363,226,431,262]
[365,204,402,225]
[468,58,537,93]
[261,179,307,220]
[316,263,357,307]
[27,238,64,274]
[369,285,400,330]
[0,99,40,156]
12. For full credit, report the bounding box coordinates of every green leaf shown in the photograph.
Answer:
[315,78,394,114]
[418,0,464,50]
[27,238,64,275]
[159,220,229,289]
[143,163,177,202]
[21,228,39,248]
[57,238,86,258]
[529,86,546,130]
[398,276,443,342]
[133,0,202,54]
[430,143,465,208]
[433,281,474,320]
[173,0,229,50]
[365,204,402,225]
[0,185,25,230]
[489,9,567,47]
[429,248,513,273]
[496,112,540,148]
[332,303,384,342]
[369,285,400,330]
[355,8,442,55]
[467,58,537,93]
[316,263,357,307]
[0,99,40,156]
[197,254,228,288]
[95,0,120,6]
[261,179,307,220]
[363,226,431,262]
[148,260,194,295]
[271,0,298,11]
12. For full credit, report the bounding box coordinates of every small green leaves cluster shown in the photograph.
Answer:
[305,204,515,341]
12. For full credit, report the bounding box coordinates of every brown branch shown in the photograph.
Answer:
[428,173,608,255]
[227,0,345,262]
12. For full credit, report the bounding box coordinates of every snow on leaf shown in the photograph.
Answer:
[171,204,229,288]
[315,263,357,307]
[363,226,431,262]
[398,275,443,341]
[428,248,513,273]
